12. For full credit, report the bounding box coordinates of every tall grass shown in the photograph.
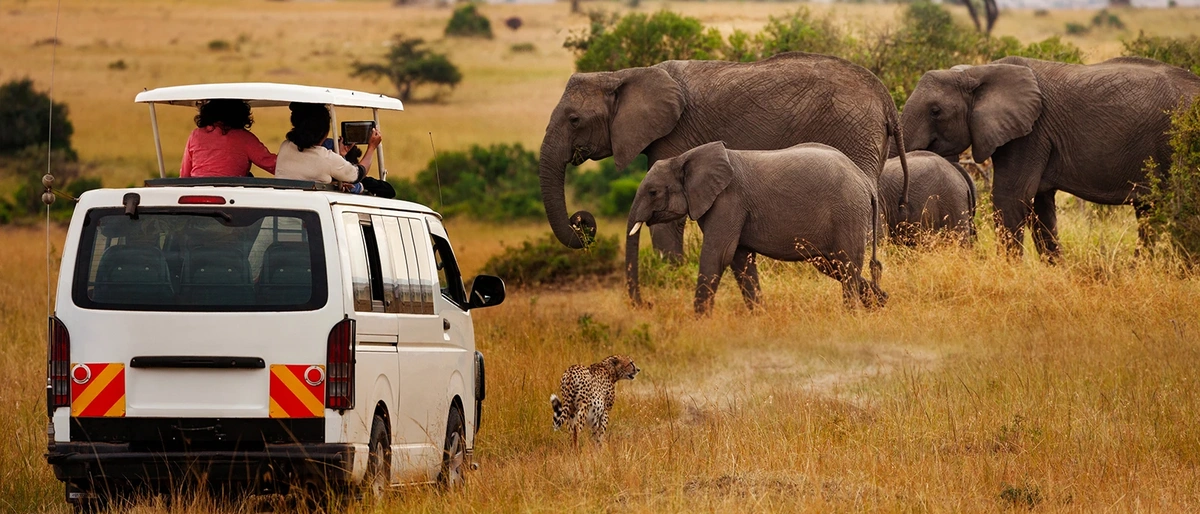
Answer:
[4,199,1200,511]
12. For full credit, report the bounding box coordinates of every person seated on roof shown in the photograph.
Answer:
[180,99,277,178]
[275,102,382,194]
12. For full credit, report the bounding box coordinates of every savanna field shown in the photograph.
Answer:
[3,0,1200,512]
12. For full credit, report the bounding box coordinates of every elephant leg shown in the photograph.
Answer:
[695,236,737,316]
[1031,190,1060,263]
[650,218,686,264]
[991,146,1047,258]
[731,247,761,311]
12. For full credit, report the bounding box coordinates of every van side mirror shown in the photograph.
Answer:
[467,275,505,310]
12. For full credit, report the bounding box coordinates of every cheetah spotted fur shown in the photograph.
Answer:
[549,355,640,446]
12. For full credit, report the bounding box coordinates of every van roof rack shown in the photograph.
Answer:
[144,177,339,191]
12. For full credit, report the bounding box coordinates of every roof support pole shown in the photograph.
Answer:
[149,104,166,178]
[373,108,386,181]
[329,106,340,156]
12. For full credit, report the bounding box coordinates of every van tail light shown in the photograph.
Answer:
[178,195,227,205]
[46,317,70,415]
[325,318,356,410]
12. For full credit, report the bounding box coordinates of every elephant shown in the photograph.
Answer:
[535,52,910,303]
[626,141,886,315]
[900,56,1200,260]
[880,151,977,245]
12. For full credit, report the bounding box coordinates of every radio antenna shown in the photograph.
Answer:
[428,132,443,210]
[43,0,65,328]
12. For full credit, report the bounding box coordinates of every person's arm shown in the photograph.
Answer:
[324,148,364,183]
[180,131,194,178]
[242,131,278,175]
[356,128,383,176]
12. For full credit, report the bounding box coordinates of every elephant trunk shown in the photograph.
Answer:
[538,134,596,249]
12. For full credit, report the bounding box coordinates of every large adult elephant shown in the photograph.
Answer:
[537,52,910,303]
[900,56,1200,259]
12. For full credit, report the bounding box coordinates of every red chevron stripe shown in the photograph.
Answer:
[71,363,108,403]
[270,368,311,418]
[78,367,125,417]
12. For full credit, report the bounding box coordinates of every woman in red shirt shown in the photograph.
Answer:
[180,99,277,177]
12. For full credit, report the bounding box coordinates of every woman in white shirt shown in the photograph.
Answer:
[276,102,382,189]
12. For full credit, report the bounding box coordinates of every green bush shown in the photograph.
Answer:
[1,145,99,223]
[564,10,723,72]
[481,233,618,287]
[568,155,648,210]
[445,4,493,39]
[600,177,642,218]
[0,78,74,157]
[1065,22,1090,35]
[1143,100,1200,265]
[510,42,536,53]
[350,34,462,102]
[1123,32,1200,75]
[1091,10,1125,30]
[207,39,231,51]
[388,143,543,220]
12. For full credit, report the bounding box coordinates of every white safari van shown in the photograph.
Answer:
[44,84,504,508]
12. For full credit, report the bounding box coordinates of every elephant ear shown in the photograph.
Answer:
[610,67,685,170]
[963,64,1043,163]
[680,141,734,221]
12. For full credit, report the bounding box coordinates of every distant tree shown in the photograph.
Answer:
[445,4,493,39]
[0,78,74,157]
[350,34,462,102]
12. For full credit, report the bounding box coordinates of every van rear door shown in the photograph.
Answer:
[64,206,339,423]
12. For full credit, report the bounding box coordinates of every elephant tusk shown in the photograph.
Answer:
[629,222,644,237]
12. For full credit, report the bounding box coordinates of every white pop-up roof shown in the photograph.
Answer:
[135,82,404,111]
[135,82,401,179]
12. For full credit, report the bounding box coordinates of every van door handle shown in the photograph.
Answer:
[443,319,451,330]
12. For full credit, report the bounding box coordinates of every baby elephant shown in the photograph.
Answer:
[880,151,976,245]
[627,141,886,315]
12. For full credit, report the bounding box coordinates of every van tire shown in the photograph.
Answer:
[437,406,466,489]
[364,414,391,500]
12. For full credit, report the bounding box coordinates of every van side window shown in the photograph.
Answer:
[380,216,408,314]
[341,213,375,312]
[430,234,466,308]
[406,218,435,314]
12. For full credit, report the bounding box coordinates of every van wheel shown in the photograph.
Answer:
[437,406,466,489]
[364,414,391,500]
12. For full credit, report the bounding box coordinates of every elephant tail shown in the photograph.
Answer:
[890,119,911,222]
[870,191,882,287]
[952,162,978,243]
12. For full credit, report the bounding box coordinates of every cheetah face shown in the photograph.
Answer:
[606,355,640,380]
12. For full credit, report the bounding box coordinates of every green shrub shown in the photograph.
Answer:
[350,34,462,102]
[445,4,493,39]
[481,233,618,287]
[1123,32,1200,75]
[1,145,98,223]
[207,39,231,51]
[0,78,74,157]
[753,8,849,59]
[998,35,1084,63]
[600,177,642,217]
[509,42,536,53]
[568,155,648,208]
[564,10,723,72]
[1065,22,1090,35]
[1142,100,1200,265]
[388,143,542,221]
[1091,9,1125,30]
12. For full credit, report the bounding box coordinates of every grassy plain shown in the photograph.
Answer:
[3,0,1200,512]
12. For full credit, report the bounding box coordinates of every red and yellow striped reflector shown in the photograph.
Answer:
[269,364,325,418]
[70,363,125,417]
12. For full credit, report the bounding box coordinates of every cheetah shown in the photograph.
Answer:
[549,355,640,446]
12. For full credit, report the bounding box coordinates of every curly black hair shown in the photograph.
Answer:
[194,99,253,133]
[285,102,332,151]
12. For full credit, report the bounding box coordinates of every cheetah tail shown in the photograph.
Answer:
[550,394,565,431]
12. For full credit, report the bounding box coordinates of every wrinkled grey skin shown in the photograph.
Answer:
[627,142,886,315]
[901,56,1200,260]
[536,52,909,300]
[880,151,977,245]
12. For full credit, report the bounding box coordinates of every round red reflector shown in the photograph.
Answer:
[304,366,325,387]
[71,364,91,384]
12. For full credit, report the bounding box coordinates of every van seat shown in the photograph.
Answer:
[182,246,254,305]
[257,242,312,304]
[92,245,175,304]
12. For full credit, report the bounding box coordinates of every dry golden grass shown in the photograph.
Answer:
[4,0,1200,512]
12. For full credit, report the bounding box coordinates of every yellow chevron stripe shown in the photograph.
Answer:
[72,364,122,416]
[104,395,125,417]
[269,397,289,418]
[272,366,324,416]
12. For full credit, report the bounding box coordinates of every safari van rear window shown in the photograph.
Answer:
[72,208,327,311]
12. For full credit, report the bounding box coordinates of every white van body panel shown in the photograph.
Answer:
[51,186,479,488]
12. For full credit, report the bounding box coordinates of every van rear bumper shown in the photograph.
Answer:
[46,442,355,486]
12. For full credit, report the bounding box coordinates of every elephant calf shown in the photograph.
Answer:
[627,141,886,315]
[880,151,977,245]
